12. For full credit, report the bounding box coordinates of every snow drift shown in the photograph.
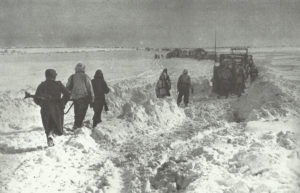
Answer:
[0,75,186,142]
[92,79,186,144]
[230,80,295,122]
[0,88,41,134]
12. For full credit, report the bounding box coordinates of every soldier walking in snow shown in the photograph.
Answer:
[249,64,258,83]
[234,65,246,97]
[155,68,171,98]
[34,69,70,147]
[177,69,193,107]
[217,65,232,98]
[91,70,110,128]
[67,63,94,130]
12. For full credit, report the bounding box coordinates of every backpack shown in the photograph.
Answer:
[68,74,92,102]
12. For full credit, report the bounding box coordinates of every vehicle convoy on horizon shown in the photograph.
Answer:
[165,48,208,60]
[212,47,255,97]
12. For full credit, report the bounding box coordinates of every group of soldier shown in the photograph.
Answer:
[154,54,164,59]
[34,64,195,147]
[34,63,109,147]
[155,68,193,107]
[33,59,257,147]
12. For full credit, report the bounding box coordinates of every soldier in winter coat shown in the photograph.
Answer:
[66,63,94,129]
[177,69,193,107]
[34,69,70,147]
[217,65,232,98]
[250,64,258,83]
[234,65,246,97]
[91,70,109,128]
[155,68,171,98]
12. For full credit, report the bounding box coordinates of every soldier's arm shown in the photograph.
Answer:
[58,81,70,105]
[34,83,44,106]
[104,81,110,94]
[177,76,181,91]
[189,77,194,93]
[86,76,95,103]
[167,75,171,89]
[243,69,246,80]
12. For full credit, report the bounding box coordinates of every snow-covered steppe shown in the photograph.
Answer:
[0,48,299,193]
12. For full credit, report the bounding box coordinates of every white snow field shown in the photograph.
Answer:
[0,48,299,193]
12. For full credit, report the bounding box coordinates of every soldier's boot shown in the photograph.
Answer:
[47,132,54,147]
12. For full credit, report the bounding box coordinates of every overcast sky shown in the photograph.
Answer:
[0,0,299,48]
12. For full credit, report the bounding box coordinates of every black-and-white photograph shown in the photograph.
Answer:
[0,0,299,192]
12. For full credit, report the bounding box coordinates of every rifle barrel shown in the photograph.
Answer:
[24,92,46,100]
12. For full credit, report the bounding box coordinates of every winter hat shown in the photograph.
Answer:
[94,69,104,79]
[75,63,85,73]
[163,68,168,73]
[45,69,57,79]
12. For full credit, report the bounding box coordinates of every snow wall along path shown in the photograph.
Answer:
[230,67,300,123]
[0,73,187,145]
[0,63,299,145]
[91,77,187,144]
[0,88,42,134]
[0,58,214,141]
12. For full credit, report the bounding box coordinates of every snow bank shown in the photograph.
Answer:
[190,77,212,101]
[3,125,118,193]
[65,127,98,153]
[92,79,186,144]
[230,80,292,122]
[0,88,41,133]
[0,69,185,143]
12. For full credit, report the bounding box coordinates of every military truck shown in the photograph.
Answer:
[166,48,207,60]
[212,47,253,97]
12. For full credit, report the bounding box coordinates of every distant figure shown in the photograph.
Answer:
[217,64,232,98]
[67,63,94,129]
[246,57,254,78]
[234,65,246,97]
[177,69,193,107]
[34,69,70,147]
[249,64,258,83]
[91,70,110,128]
[154,54,160,59]
[155,68,171,98]
[228,63,235,94]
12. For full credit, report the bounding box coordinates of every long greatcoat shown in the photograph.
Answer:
[155,73,171,98]
[34,80,70,136]
[91,76,109,125]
